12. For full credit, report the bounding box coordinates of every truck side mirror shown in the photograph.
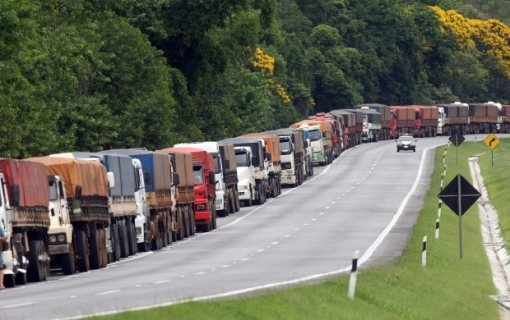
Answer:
[265,153,271,161]
[144,170,152,186]
[75,185,82,200]
[209,171,215,185]
[224,159,230,169]
[107,171,115,189]
[172,172,180,186]
[11,184,20,206]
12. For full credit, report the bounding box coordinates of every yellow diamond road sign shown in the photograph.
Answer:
[484,133,500,150]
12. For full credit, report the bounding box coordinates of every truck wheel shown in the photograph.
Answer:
[119,222,129,258]
[127,221,137,255]
[76,230,90,273]
[112,224,121,261]
[89,229,102,270]
[61,242,76,275]
[177,213,184,240]
[27,239,46,282]
[189,209,196,236]
[99,228,108,268]
[5,274,16,288]
[15,271,27,285]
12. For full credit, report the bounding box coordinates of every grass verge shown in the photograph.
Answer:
[92,139,504,320]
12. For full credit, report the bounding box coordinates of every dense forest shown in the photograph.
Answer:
[1,0,509,157]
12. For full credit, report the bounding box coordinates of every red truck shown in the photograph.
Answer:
[165,147,217,232]
[390,105,438,138]
[0,159,51,286]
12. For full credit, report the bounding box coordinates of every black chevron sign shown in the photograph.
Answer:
[438,174,480,216]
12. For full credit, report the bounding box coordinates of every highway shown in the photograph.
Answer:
[0,136,452,319]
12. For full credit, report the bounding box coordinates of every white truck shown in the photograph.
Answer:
[219,137,268,206]
[174,142,239,217]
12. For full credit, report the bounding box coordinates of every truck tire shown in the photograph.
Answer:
[5,274,16,288]
[76,230,90,273]
[61,242,76,275]
[119,221,129,258]
[89,229,102,270]
[127,221,137,255]
[27,239,47,282]
[15,271,27,285]
[112,223,121,261]
[99,228,108,268]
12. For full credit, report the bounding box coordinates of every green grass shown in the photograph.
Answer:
[91,139,507,320]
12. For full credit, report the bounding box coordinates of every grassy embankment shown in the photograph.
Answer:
[94,139,510,320]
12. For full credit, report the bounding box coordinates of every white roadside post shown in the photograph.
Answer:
[347,250,359,300]
[422,235,427,268]
[435,219,440,239]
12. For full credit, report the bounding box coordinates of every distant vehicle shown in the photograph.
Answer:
[396,135,417,152]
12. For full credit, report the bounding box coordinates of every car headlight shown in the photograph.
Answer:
[49,235,57,243]
[57,234,67,243]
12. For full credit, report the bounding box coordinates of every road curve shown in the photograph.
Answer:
[0,136,452,319]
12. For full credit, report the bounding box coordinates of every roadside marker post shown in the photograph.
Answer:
[347,250,359,300]
[422,235,427,267]
[435,219,440,239]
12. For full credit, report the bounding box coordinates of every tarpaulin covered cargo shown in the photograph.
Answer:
[219,138,264,169]
[104,149,171,192]
[240,133,282,164]
[158,148,194,187]
[27,157,109,198]
[166,147,215,173]
[53,152,136,197]
[0,159,49,208]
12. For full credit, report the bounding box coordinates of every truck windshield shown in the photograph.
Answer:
[309,129,321,141]
[280,140,291,154]
[49,180,58,201]
[235,152,249,167]
[193,165,204,184]
[213,154,221,174]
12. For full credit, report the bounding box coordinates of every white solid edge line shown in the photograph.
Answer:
[61,143,440,320]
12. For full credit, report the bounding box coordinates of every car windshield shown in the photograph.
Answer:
[398,136,414,142]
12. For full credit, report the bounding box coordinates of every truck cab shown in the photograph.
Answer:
[47,175,75,275]
[0,173,18,286]
[131,158,150,252]
[234,146,256,206]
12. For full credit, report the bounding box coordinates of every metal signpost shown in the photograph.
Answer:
[438,174,481,259]
[483,133,500,167]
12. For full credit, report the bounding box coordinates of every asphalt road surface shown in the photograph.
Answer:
[0,135,463,319]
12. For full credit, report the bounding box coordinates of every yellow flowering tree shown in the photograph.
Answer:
[430,6,510,77]
[251,47,292,104]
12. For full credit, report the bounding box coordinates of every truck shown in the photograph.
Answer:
[28,157,110,273]
[265,128,306,188]
[437,102,470,136]
[51,152,141,262]
[219,137,269,205]
[164,147,217,232]
[104,149,174,250]
[354,103,392,141]
[389,105,438,137]
[290,120,334,165]
[329,109,359,148]
[157,148,196,240]
[308,112,344,157]
[240,132,282,198]
[173,142,240,217]
[500,104,510,133]
[467,102,501,134]
[0,159,51,287]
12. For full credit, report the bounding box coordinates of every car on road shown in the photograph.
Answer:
[396,135,416,152]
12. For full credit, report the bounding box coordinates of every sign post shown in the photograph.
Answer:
[483,133,499,167]
[438,174,481,259]
[449,132,464,164]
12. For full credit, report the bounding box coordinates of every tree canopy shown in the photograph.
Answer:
[1,0,509,157]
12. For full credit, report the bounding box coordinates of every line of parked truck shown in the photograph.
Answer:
[0,100,506,287]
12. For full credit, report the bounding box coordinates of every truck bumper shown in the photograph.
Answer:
[49,244,72,256]
[281,174,296,185]
[195,210,211,225]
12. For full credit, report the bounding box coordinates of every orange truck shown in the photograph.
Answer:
[157,148,196,240]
